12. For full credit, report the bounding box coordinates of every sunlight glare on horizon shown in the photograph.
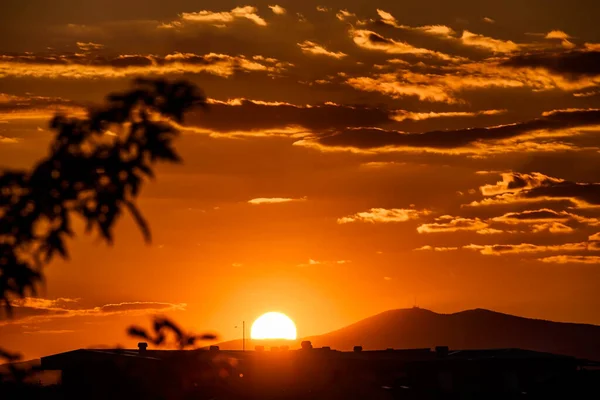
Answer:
[251,312,297,340]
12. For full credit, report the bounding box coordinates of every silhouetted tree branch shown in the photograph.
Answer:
[0,78,206,317]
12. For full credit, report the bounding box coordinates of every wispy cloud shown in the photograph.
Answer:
[298,259,351,267]
[298,41,347,59]
[1,298,187,326]
[336,9,356,21]
[460,31,520,53]
[415,246,459,252]
[392,109,505,122]
[268,5,286,15]
[180,6,267,26]
[465,242,589,256]
[376,10,455,37]
[539,255,600,264]
[248,197,306,205]
[0,136,20,144]
[0,52,291,79]
[337,208,430,224]
[417,216,499,234]
[352,30,460,62]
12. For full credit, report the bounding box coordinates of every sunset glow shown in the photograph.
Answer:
[251,312,297,340]
[2,1,600,362]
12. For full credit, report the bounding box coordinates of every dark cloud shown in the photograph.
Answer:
[187,100,393,132]
[502,51,600,77]
[302,109,600,153]
[471,172,600,209]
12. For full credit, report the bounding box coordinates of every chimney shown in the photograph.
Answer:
[435,346,449,358]
[353,346,363,352]
[138,342,148,354]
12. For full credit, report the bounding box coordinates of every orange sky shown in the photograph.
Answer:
[2,0,600,360]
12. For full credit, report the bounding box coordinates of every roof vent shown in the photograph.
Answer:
[301,341,313,350]
[138,342,148,354]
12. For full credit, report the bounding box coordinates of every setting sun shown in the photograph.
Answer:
[251,312,297,340]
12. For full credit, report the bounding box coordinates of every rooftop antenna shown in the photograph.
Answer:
[235,321,246,351]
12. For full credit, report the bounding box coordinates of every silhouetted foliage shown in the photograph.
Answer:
[0,78,206,315]
[128,316,217,349]
[0,79,208,372]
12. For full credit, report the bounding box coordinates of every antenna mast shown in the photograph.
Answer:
[243,320,245,352]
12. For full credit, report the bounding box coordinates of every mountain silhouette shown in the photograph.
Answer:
[218,308,600,361]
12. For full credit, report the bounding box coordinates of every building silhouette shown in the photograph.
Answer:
[38,342,600,399]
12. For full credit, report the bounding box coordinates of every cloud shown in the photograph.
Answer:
[346,74,457,103]
[336,9,356,21]
[414,246,459,251]
[590,233,600,241]
[248,197,306,205]
[298,259,351,267]
[360,161,402,168]
[491,208,600,229]
[0,136,19,144]
[502,51,600,77]
[268,5,286,15]
[465,242,589,256]
[298,41,347,59]
[0,93,86,121]
[0,298,186,326]
[392,109,505,122]
[299,109,600,155]
[376,10,455,37]
[585,43,600,51]
[182,99,393,135]
[480,173,564,196]
[471,172,600,209]
[539,255,600,264]
[483,17,495,24]
[180,6,267,26]
[351,30,460,61]
[76,42,104,51]
[545,31,572,40]
[460,31,520,53]
[417,216,497,234]
[0,52,291,79]
[337,208,430,224]
[23,330,76,335]
[346,57,600,104]
[97,302,185,313]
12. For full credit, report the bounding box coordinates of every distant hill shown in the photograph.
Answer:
[218,308,600,361]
